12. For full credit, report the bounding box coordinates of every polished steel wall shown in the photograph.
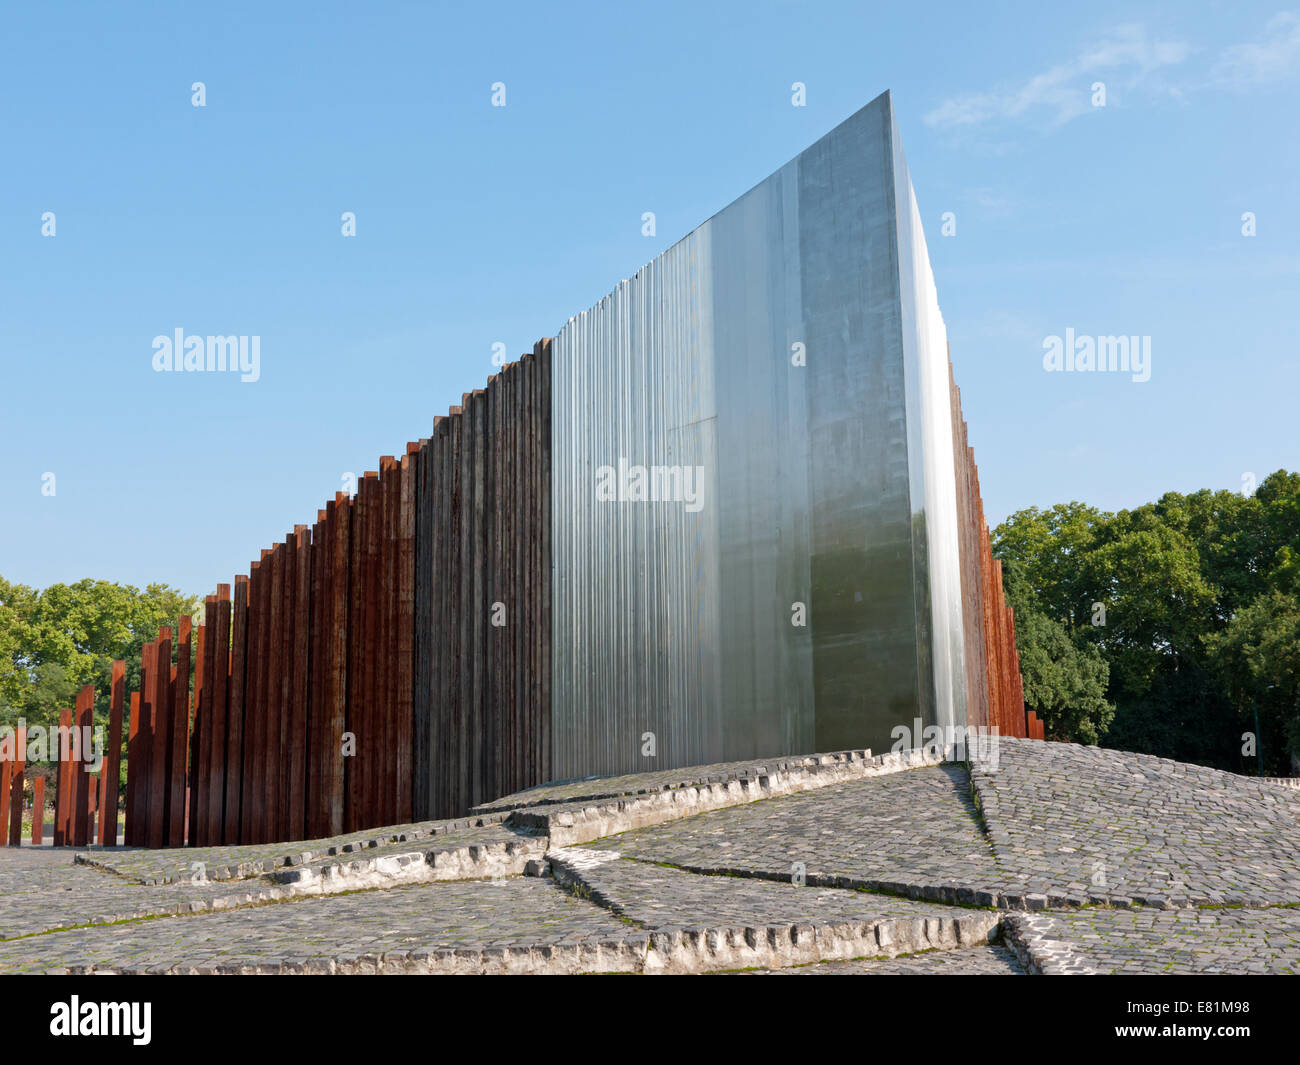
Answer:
[551,91,966,778]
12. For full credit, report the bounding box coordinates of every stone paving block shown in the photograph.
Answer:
[0,878,636,974]
[550,846,988,931]
[0,848,269,940]
[0,822,542,940]
[1003,906,1300,975]
[6,740,1300,974]
[583,764,1000,902]
[973,738,1300,907]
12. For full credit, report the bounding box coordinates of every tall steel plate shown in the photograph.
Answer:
[551,91,966,778]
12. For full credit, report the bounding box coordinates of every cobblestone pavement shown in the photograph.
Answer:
[2,739,1298,974]
[741,944,1025,975]
[0,877,636,974]
[0,848,281,940]
[584,742,1300,910]
[548,846,987,929]
[584,763,1001,899]
[1005,907,1300,974]
[974,739,1300,907]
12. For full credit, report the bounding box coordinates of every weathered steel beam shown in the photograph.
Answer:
[224,575,249,844]
[73,685,95,847]
[168,616,193,847]
[31,776,44,845]
[97,661,125,846]
[5,723,23,846]
[146,631,171,849]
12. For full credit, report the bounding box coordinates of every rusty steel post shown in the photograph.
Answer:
[289,527,310,841]
[98,661,125,846]
[204,590,230,844]
[224,575,249,844]
[146,630,171,849]
[5,723,23,846]
[168,617,193,847]
[73,685,95,847]
[0,755,9,848]
[32,776,45,845]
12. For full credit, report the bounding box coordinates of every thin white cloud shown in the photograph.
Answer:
[962,187,1018,215]
[1212,11,1300,87]
[924,24,1191,130]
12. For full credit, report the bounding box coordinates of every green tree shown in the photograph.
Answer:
[994,469,1300,773]
[0,576,199,735]
[1206,589,1300,775]
[1001,559,1114,744]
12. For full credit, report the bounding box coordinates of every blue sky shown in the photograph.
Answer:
[2,1,1297,596]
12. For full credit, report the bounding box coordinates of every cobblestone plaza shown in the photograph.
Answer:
[3,738,1297,975]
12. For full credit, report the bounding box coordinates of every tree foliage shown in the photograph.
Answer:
[0,577,199,738]
[994,470,1300,774]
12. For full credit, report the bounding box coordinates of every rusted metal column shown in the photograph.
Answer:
[167,617,193,847]
[397,443,417,824]
[378,456,398,826]
[275,534,295,841]
[187,621,205,844]
[344,488,361,834]
[54,705,73,846]
[265,541,285,841]
[32,776,44,845]
[327,494,349,836]
[205,590,230,844]
[193,601,215,843]
[146,631,171,848]
[348,473,374,830]
[224,575,249,844]
[73,685,95,847]
[288,526,310,841]
[242,555,267,843]
[306,510,327,838]
[367,470,382,828]
[5,723,23,846]
[124,691,141,845]
[0,754,10,847]
[97,660,125,846]
[416,433,437,820]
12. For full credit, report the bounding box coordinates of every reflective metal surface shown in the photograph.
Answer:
[551,91,966,778]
